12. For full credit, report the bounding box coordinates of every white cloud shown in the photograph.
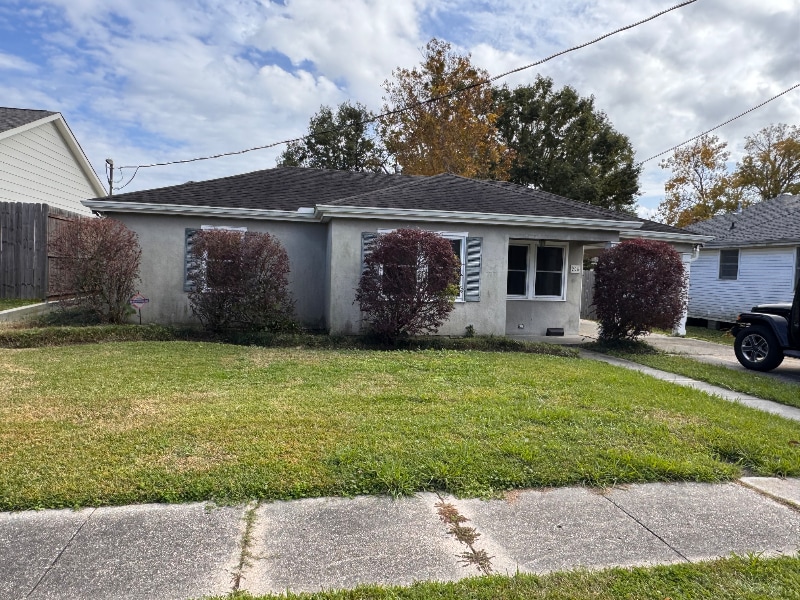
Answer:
[0,0,796,217]
[0,51,37,72]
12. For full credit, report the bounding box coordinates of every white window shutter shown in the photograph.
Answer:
[361,232,378,272]
[184,228,199,292]
[465,237,482,301]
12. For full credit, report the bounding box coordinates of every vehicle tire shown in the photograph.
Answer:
[734,326,784,371]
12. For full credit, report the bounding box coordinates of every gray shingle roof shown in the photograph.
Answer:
[684,195,800,247]
[325,173,637,222]
[0,107,57,135]
[103,167,421,211]
[102,167,655,225]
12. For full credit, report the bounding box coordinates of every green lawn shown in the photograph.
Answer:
[586,341,800,410]
[211,554,800,599]
[2,342,799,511]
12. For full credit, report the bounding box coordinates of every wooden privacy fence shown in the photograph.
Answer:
[580,269,597,319]
[0,202,82,299]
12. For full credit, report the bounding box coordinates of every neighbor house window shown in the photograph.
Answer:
[718,249,739,280]
[507,241,567,300]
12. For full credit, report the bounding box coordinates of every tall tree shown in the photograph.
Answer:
[657,135,745,227]
[277,101,389,172]
[494,76,640,213]
[733,123,800,201]
[380,38,512,179]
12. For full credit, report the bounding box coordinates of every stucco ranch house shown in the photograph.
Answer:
[684,194,800,325]
[83,167,707,337]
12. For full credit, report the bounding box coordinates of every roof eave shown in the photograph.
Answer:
[703,239,800,249]
[82,200,319,222]
[314,205,643,230]
[620,230,714,243]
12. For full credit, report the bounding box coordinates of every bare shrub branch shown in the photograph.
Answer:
[49,217,141,324]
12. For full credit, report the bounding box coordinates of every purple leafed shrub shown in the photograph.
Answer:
[593,238,687,341]
[49,217,141,324]
[187,229,295,331]
[355,228,461,342]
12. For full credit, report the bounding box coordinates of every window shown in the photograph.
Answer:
[718,249,739,280]
[507,241,567,300]
[372,229,483,302]
[184,226,247,291]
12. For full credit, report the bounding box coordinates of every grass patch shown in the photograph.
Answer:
[0,324,577,358]
[209,555,800,599]
[0,298,43,312]
[684,324,736,346]
[655,325,736,346]
[2,342,799,510]
[587,341,800,410]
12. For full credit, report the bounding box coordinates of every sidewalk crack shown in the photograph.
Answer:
[231,500,260,593]
[26,507,96,598]
[601,494,691,563]
[434,493,493,575]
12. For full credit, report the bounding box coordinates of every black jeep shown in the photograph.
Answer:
[732,283,800,371]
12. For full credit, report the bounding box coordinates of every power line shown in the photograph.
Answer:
[638,83,800,164]
[115,0,698,186]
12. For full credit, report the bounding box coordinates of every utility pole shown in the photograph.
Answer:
[105,158,114,197]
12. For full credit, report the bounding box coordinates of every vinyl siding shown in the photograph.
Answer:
[688,247,797,322]
[0,121,95,214]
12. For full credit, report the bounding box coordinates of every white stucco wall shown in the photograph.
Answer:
[110,213,328,327]
[0,121,96,215]
[326,218,617,337]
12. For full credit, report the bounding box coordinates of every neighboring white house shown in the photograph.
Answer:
[83,166,707,337]
[684,194,800,324]
[0,107,106,214]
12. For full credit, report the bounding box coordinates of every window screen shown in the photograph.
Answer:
[507,245,528,296]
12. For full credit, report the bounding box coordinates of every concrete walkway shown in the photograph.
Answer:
[2,478,799,599]
[578,319,800,384]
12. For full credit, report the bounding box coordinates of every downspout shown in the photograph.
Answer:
[672,243,703,336]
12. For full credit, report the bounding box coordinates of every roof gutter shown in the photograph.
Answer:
[82,200,646,231]
[314,205,644,231]
[619,230,713,243]
[82,200,319,222]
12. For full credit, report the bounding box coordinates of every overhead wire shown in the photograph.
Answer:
[636,82,800,164]
[114,0,698,189]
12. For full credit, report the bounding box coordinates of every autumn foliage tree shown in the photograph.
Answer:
[380,38,512,179]
[187,229,295,331]
[657,135,745,227]
[593,239,687,341]
[355,229,461,342]
[734,123,800,201]
[49,217,141,324]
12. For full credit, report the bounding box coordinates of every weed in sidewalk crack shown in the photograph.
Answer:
[231,501,259,592]
[435,499,493,575]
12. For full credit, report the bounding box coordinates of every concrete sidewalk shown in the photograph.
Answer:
[1,478,799,599]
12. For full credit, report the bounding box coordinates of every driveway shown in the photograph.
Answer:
[579,320,800,385]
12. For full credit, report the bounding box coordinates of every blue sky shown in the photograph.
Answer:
[1,0,798,218]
